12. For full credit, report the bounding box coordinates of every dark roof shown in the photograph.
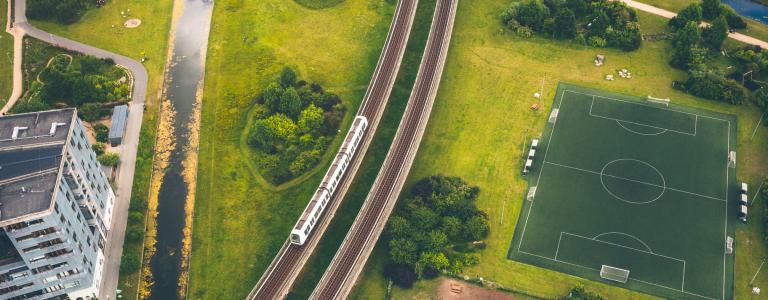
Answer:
[109,105,128,140]
[0,109,74,223]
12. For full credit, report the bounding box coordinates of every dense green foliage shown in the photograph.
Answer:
[27,0,94,25]
[98,152,120,167]
[14,40,130,115]
[293,0,345,10]
[94,123,109,143]
[248,66,345,184]
[500,0,642,51]
[561,286,604,300]
[91,142,105,156]
[683,65,748,105]
[384,176,488,288]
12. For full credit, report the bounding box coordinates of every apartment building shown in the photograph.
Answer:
[0,109,115,300]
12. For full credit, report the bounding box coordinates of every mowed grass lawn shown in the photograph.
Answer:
[27,1,175,299]
[187,0,395,299]
[1,1,13,106]
[352,0,768,299]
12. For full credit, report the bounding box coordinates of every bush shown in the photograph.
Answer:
[587,36,607,48]
[561,286,603,300]
[94,123,109,143]
[98,152,120,167]
[120,252,140,273]
[125,225,144,242]
[27,0,92,24]
[78,102,107,122]
[684,66,747,104]
[91,143,106,156]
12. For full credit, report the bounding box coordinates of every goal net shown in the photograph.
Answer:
[549,109,559,123]
[600,265,630,283]
[527,186,537,201]
[728,151,736,168]
[647,96,671,106]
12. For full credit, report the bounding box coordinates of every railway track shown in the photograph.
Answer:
[246,0,419,299]
[310,0,458,299]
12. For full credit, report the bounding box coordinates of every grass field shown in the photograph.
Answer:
[350,0,768,299]
[0,1,13,107]
[27,1,175,299]
[510,84,737,300]
[186,0,397,299]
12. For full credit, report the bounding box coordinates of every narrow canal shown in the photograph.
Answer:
[147,0,213,299]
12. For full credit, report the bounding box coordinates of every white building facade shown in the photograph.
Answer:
[0,109,114,300]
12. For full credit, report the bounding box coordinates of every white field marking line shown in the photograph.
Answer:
[750,111,765,141]
[600,158,666,205]
[722,121,731,300]
[517,89,566,251]
[695,115,699,136]
[566,89,730,123]
[749,259,766,285]
[588,97,697,136]
[614,120,668,136]
[561,232,686,264]
[544,161,727,203]
[593,232,653,253]
[750,181,766,206]
[554,233,564,260]
[518,250,716,299]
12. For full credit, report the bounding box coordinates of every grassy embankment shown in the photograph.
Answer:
[643,0,768,42]
[187,0,396,299]
[28,1,174,300]
[0,1,13,107]
[350,0,768,299]
[294,0,346,10]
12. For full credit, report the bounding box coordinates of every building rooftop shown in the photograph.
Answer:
[0,109,74,224]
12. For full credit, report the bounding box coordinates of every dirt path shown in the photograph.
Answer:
[620,0,768,49]
[437,278,514,300]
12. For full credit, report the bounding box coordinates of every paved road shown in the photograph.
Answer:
[8,1,149,299]
[621,0,768,49]
[310,0,458,298]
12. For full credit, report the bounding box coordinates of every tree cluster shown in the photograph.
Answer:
[670,0,745,31]
[500,0,642,51]
[248,67,346,184]
[681,65,747,105]
[27,0,94,25]
[384,176,489,288]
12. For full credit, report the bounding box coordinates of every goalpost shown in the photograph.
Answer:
[600,265,630,283]
[647,96,671,106]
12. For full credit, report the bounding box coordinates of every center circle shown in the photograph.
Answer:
[600,159,666,204]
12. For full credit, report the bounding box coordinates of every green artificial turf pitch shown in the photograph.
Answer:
[508,84,737,300]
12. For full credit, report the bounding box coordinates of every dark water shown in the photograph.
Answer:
[723,0,768,25]
[148,0,213,299]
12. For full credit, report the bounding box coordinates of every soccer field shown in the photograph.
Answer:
[508,84,738,300]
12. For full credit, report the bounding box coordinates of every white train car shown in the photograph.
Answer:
[291,116,368,245]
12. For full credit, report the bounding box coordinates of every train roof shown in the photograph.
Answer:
[295,188,330,230]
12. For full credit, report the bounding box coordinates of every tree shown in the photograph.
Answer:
[389,238,418,265]
[125,225,144,242]
[415,252,449,278]
[553,8,577,39]
[279,66,298,88]
[588,10,611,37]
[262,83,284,113]
[515,0,550,32]
[279,87,302,118]
[98,152,120,167]
[669,4,702,30]
[424,231,448,252]
[463,214,490,241]
[702,0,721,20]
[671,21,701,68]
[440,216,462,240]
[248,114,297,151]
[702,16,729,51]
[91,143,105,156]
[721,6,747,29]
[94,123,109,143]
[78,102,106,122]
[565,0,589,16]
[298,104,324,134]
[289,150,320,176]
[120,252,140,273]
[388,215,413,239]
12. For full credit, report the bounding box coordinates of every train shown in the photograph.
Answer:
[290,116,369,245]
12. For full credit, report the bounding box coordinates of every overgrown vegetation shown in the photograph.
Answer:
[247,66,346,184]
[98,152,120,167]
[561,286,604,300]
[500,0,642,51]
[294,0,345,10]
[27,0,98,25]
[383,176,489,288]
[14,38,130,115]
[667,1,749,105]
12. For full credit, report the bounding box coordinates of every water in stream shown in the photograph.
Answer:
[146,0,213,299]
